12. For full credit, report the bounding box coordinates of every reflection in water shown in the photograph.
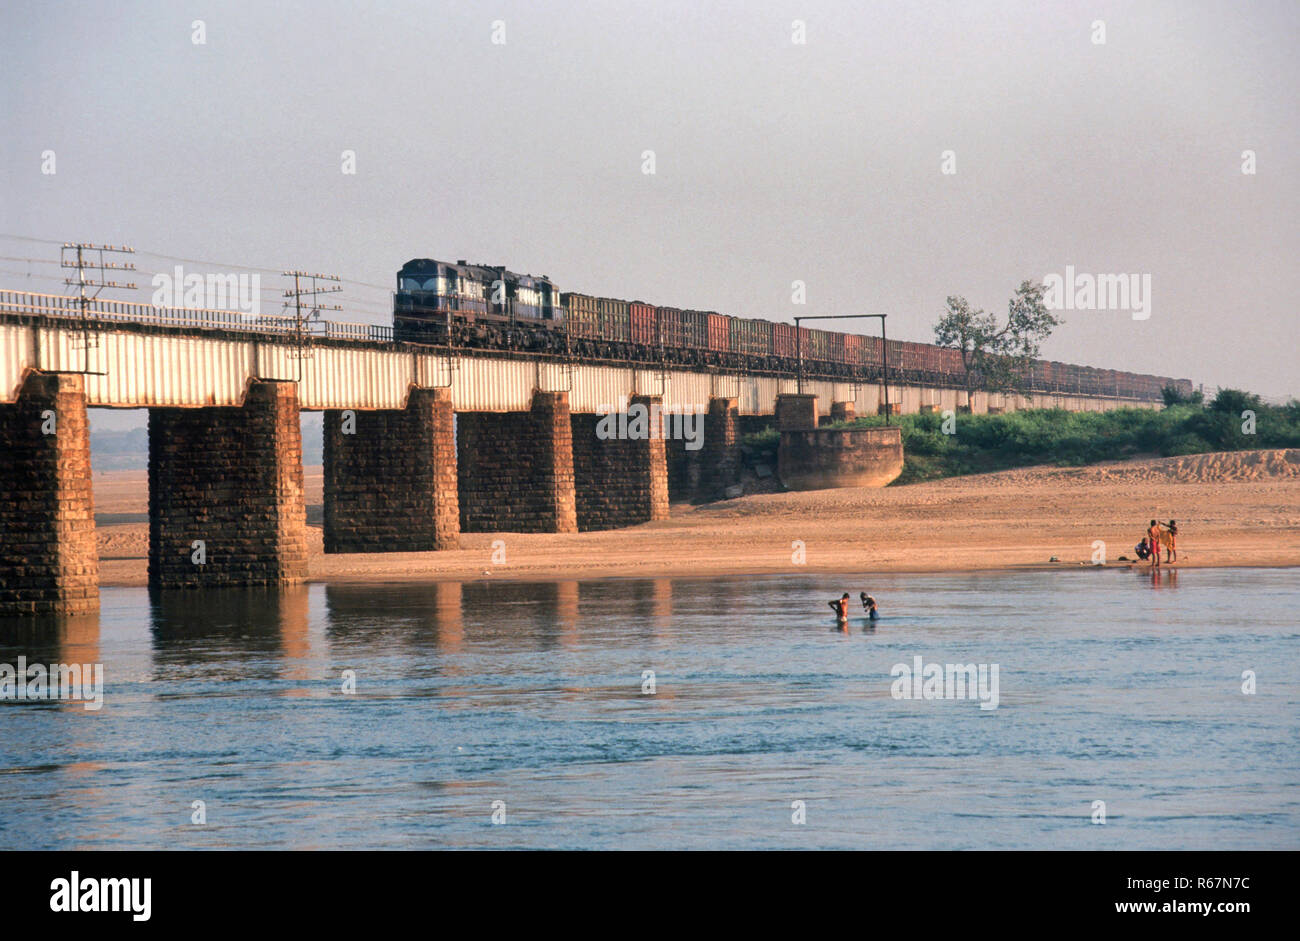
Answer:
[325,582,464,652]
[149,585,312,682]
[2,568,1296,850]
[0,613,106,789]
[0,613,102,716]
[649,578,673,638]
[1140,567,1180,589]
[555,580,579,647]
[0,613,100,668]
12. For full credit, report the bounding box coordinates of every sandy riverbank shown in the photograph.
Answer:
[91,449,1300,586]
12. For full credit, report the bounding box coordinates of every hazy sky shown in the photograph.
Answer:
[3,0,1296,424]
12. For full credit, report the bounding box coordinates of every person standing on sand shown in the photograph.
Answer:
[1148,520,1163,567]
[1165,520,1178,564]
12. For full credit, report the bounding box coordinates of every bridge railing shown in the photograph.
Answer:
[0,289,392,343]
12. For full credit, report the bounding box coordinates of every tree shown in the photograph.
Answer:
[1208,388,1261,414]
[933,281,1061,394]
[1162,384,1203,407]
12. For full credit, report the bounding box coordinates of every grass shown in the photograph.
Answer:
[740,389,1300,486]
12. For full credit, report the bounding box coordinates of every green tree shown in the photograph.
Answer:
[1208,387,1262,414]
[933,281,1061,394]
[1162,384,1204,407]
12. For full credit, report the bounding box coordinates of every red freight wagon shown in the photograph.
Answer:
[795,326,814,361]
[705,312,730,353]
[939,345,964,381]
[918,343,947,380]
[844,333,866,366]
[889,340,919,382]
[1049,361,1067,393]
[773,322,797,360]
[630,301,656,347]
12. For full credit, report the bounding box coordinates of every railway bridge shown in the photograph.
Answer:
[0,291,1158,616]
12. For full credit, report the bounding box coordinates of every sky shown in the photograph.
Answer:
[2,0,1296,436]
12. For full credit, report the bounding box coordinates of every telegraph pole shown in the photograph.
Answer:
[60,242,136,373]
[793,314,890,424]
[281,270,342,380]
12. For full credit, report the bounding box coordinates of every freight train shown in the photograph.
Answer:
[392,258,1192,401]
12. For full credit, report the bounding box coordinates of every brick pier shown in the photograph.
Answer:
[0,372,98,616]
[323,387,459,552]
[830,400,856,424]
[570,394,670,530]
[457,390,578,533]
[697,396,741,501]
[775,393,819,431]
[147,380,308,588]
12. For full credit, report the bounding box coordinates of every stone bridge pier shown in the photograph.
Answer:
[664,396,743,503]
[323,387,459,552]
[0,372,98,616]
[570,394,670,530]
[457,390,578,534]
[148,380,308,589]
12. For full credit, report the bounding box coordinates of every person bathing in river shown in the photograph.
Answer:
[1147,520,1163,567]
[860,592,879,620]
[828,593,850,621]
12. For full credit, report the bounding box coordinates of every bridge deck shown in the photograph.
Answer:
[0,293,1149,416]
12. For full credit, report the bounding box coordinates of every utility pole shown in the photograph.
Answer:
[281,270,342,380]
[60,242,136,374]
[793,314,890,424]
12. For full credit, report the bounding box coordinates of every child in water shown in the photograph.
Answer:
[860,592,879,620]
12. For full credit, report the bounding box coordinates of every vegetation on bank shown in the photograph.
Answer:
[740,388,1300,486]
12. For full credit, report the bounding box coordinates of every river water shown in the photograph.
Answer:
[0,567,1296,849]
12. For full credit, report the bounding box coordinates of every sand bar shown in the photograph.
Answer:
[89,449,1300,586]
